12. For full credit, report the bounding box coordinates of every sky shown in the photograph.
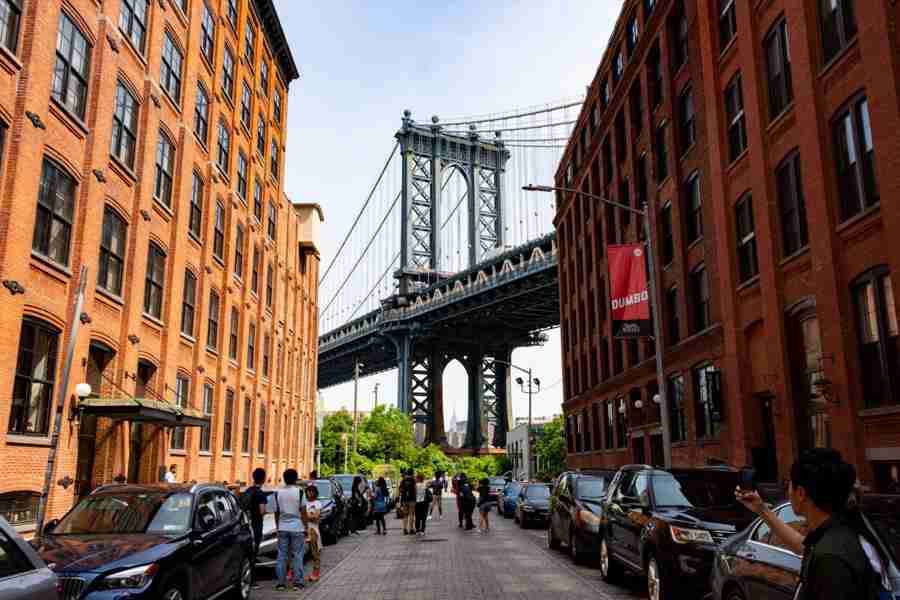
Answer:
[274,0,624,426]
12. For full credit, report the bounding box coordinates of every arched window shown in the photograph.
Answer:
[9,319,60,435]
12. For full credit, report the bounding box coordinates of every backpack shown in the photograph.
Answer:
[373,489,387,513]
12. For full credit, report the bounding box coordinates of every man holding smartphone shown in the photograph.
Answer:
[735,449,885,600]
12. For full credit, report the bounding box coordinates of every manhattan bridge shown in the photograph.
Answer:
[317,100,580,450]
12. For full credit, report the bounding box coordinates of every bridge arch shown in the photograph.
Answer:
[440,164,471,274]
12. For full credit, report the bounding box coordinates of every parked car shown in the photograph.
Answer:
[498,480,523,517]
[515,483,552,528]
[711,494,900,600]
[487,477,507,501]
[599,465,756,600]
[547,470,616,564]
[0,515,58,600]
[32,483,254,600]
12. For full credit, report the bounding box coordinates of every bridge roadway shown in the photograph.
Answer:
[256,496,645,599]
[317,233,560,390]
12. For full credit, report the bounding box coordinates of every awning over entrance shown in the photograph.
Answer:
[79,397,208,427]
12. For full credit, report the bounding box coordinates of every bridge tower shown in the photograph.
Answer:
[389,111,513,449]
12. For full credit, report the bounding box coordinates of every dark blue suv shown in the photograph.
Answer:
[32,483,254,600]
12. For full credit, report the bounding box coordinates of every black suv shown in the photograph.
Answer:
[33,483,254,600]
[547,470,616,564]
[599,466,755,600]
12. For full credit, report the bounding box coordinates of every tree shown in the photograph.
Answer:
[320,410,353,472]
[534,415,566,480]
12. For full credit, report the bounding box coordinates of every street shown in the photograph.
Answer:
[255,497,645,599]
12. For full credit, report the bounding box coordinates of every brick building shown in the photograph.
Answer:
[0,0,323,530]
[556,0,900,492]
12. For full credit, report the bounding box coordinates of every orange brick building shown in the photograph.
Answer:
[556,0,900,492]
[0,0,323,530]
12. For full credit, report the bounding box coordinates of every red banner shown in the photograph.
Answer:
[607,244,651,338]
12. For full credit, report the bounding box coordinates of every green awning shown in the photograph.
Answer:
[79,397,208,427]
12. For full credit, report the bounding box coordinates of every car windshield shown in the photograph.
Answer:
[653,472,740,508]
[53,493,193,535]
[489,477,506,487]
[576,478,607,500]
[313,482,332,498]
[526,486,550,498]
[333,476,354,492]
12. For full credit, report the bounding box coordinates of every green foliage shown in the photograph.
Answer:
[317,405,511,483]
[534,415,566,480]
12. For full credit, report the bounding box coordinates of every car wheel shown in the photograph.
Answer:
[231,556,252,599]
[160,584,186,600]
[569,529,582,565]
[547,524,561,550]
[725,587,746,600]
[600,537,623,584]
[647,555,673,600]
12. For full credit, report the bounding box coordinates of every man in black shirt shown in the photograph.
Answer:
[244,468,270,589]
[737,449,882,600]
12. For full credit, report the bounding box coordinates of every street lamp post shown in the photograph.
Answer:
[352,360,360,455]
[524,184,673,469]
[494,359,540,480]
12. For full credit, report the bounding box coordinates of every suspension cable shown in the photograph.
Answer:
[319,142,399,285]
[439,101,582,127]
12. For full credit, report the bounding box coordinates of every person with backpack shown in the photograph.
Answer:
[270,468,307,591]
[372,477,389,535]
[457,474,475,530]
[414,473,434,536]
[242,468,269,590]
[736,448,899,600]
[399,468,417,535]
[429,474,443,520]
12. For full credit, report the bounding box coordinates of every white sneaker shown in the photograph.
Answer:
[427,516,433,520]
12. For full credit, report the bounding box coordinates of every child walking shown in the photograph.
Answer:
[477,477,494,534]
[304,485,322,583]
[372,477,389,535]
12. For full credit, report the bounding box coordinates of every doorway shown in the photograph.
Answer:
[649,434,664,467]
[76,344,114,498]
[632,435,646,464]
[752,394,778,483]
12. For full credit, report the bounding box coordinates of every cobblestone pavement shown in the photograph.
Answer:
[255,498,646,599]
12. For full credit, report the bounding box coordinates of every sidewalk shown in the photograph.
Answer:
[257,497,641,600]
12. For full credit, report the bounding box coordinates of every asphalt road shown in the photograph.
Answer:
[255,497,647,599]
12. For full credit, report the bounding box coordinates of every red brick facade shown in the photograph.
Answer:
[0,0,322,528]
[555,0,900,492]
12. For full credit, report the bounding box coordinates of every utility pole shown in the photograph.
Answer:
[343,433,349,473]
[373,382,379,408]
[36,266,88,533]
[352,360,359,455]
[526,368,534,481]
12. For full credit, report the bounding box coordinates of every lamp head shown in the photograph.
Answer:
[534,378,541,387]
[75,383,92,399]
[515,377,524,386]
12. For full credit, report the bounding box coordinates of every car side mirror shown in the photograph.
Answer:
[42,519,59,535]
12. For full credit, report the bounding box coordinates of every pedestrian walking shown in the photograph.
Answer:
[736,448,900,600]
[457,474,475,530]
[477,477,495,534]
[242,468,270,590]
[429,474,443,519]
[304,485,322,583]
[270,468,306,591]
[414,473,433,536]
[372,477,389,535]
[348,475,366,535]
[399,468,417,535]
